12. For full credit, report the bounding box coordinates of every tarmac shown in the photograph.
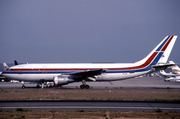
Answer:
[1,100,180,112]
[0,77,179,90]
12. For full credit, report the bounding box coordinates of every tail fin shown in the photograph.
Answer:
[157,36,177,64]
[3,63,9,71]
[169,61,180,73]
[135,36,177,65]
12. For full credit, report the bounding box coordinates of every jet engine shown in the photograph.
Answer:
[54,75,74,85]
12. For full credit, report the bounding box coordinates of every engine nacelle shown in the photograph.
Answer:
[54,75,74,85]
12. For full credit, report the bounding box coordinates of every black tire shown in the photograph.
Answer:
[85,85,90,89]
[49,85,53,88]
[36,85,40,88]
[22,85,25,89]
[80,85,84,89]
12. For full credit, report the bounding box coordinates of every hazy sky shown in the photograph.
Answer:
[0,0,180,63]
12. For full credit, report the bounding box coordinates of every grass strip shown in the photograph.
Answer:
[0,90,180,101]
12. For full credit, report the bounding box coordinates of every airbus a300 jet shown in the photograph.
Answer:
[2,36,177,89]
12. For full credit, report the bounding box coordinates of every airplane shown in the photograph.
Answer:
[159,61,180,82]
[164,76,180,82]
[160,70,180,82]
[159,61,179,77]
[1,36,178,89]
[160,70,179,78]
[169,61,180,74]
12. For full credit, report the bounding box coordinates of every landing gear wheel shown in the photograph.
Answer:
[80,85,84,89]
[80,80,90,89]
[80,85,90,89]
[22,85,25,89]
[85,85,90,89]
[49,84,53,88]
[36,84,40,88]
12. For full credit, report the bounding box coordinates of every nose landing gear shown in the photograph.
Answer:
[22,84,25,89]
[21,81,25,89]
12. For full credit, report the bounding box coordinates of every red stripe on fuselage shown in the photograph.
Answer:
[9,52,158,72]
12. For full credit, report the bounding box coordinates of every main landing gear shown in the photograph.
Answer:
[80,85,90,89]
[80,80,90,89]
[21,81,25,89]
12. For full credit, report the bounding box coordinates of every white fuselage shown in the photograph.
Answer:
[2,63,151,82]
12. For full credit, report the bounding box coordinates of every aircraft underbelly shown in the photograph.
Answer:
[4,74,59,82]
[96,71,150,81]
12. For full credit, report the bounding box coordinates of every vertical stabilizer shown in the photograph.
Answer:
[157,36,177,64]
[135,36,177,65]
[3,63,9,71]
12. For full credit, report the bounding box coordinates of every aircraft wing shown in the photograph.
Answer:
[68,69,106,81]
[152,64,178,71]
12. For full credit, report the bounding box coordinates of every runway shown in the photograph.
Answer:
[0,100,180,112]
[0,77,179,90]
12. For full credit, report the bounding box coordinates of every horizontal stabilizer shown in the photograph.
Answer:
[152,64,177,71]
